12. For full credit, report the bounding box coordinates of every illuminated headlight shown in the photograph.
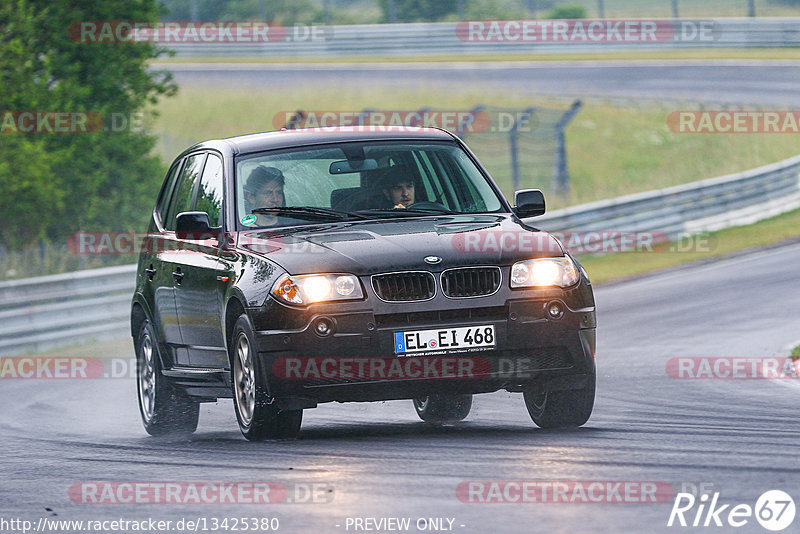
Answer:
[510,257,580,288]
[271,274,363,305]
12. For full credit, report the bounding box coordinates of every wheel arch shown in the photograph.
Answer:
[130,295,171,370]
[224,296,247,363]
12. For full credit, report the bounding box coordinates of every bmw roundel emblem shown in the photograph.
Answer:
[424,256,442,265]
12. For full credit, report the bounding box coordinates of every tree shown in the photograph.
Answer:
[377,0,458,23]
[0,0,176,249]
[544,4,588,19]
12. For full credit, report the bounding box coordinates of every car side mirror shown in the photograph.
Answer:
[513,189,546,218]
[175,211,217,237]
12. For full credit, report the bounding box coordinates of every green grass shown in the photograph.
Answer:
[566,106,800,207]
[576,206,800,283]
[19,337,135,360]
[791,345,800,360]
[153,48,800,64]
[566,0,800,18]
[152,85,800,210]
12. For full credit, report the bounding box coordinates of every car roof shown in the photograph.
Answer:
[186,126,458,157]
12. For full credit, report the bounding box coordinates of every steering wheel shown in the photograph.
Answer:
[406,201,449,211]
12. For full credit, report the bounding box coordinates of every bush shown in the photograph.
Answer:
[544,4,588,19]
[377,0,458,22]
[464,0,527,20]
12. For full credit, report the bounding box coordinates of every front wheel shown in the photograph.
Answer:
[231,314,302,441]
[136,320,199,436]
[523,374,595,429]
[413,394,472,423]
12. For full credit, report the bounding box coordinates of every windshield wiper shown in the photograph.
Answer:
[356,207,461,217]
[251,206,372,221]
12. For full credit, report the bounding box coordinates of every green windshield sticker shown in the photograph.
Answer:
[240,214,257,226]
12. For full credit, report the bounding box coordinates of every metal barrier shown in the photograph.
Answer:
[0,265,136,356]
[531,154,800,238]
[166,18,800,57]
[1,153,799,356]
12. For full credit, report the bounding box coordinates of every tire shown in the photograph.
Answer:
[413,394,472,423]
[136,319,199,436]
[523,374,595,429]
[230,314,302,441]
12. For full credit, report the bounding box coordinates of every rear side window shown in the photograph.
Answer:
[195,154,224,227]
[166,153,206,231]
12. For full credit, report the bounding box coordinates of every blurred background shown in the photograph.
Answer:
[1,0,799,351]
[158,0,798,24]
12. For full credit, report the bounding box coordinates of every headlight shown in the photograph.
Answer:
[510,257,580,288]
[271,273,363,305]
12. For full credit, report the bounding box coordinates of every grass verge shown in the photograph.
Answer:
[576,207,800,284]
[12,337,135,359]
[152,48,800,65]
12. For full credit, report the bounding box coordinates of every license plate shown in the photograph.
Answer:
[394,325,495,355]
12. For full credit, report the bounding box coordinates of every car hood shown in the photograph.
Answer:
[236,214,564,276]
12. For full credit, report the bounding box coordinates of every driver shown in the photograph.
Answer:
[243,166,285,226]
[377,166,416,209]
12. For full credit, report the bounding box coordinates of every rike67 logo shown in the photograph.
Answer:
[668,490,795,531]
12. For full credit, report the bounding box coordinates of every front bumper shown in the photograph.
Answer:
[248,280,596,404]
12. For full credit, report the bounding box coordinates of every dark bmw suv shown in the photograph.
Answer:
[131,126,597,440]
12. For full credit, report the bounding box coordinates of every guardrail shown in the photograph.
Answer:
[167,18,800,57]
[1,153,799,356]
[531,154,800,238]
[0,265,136,356]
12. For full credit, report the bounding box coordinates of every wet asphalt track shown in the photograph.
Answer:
[159,61,800,106]
[1,243,799,534]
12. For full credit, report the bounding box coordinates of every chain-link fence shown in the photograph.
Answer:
[316,0,791,23]
[454,103,582,198]
[281,103,582,199]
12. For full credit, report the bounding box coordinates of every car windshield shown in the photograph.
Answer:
[235,141,505,229]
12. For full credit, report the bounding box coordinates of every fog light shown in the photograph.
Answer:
[313,317,335,337]
[546,301,564,319]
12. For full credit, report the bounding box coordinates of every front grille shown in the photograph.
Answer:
[372,271,436,302]
[441,267,501,298]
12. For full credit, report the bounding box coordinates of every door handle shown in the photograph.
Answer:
[172,269,184,283]
[145,265,157,281]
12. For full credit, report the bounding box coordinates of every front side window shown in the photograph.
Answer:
[166,153,206,231]
[195,153,224,227]
[234,141,505,229]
